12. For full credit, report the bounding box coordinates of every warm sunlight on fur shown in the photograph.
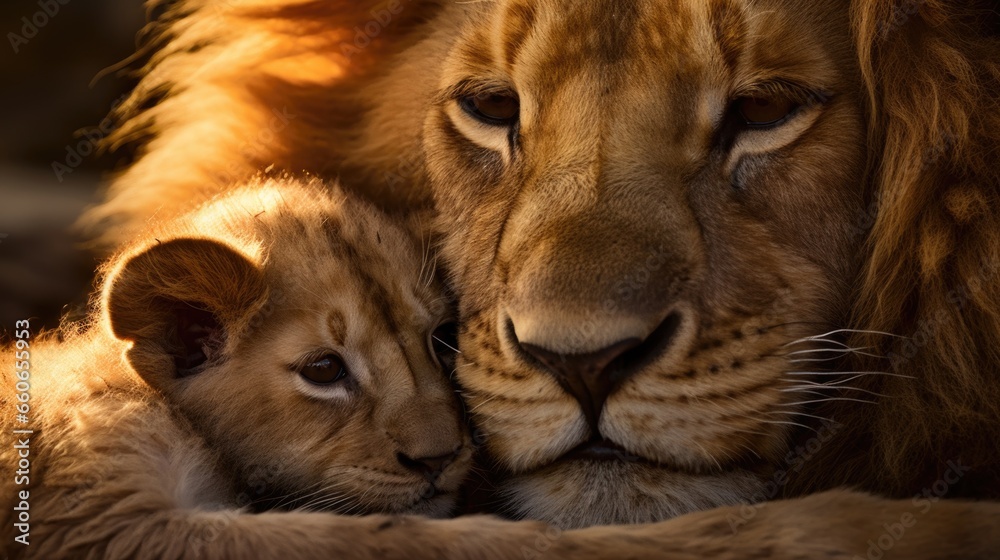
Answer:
[1,178,479,558]
[75,0,1000,555]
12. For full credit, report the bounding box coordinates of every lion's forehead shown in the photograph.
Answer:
[460,0,845,98]
[260,214,437,327]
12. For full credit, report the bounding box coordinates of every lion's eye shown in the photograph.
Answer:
[430,321,460,373]
[298,354,349,385]
[736,96,797,127]
[460,93,520,126]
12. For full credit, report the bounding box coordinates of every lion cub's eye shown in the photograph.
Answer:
[736,96,798,127]
[460,93,520,126]
[298,354,349,385]
[430,322,460,373]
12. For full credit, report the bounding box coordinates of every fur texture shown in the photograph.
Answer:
[77,0,1000,554]
[2,179,479,558]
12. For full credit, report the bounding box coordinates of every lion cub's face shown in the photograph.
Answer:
[107,183,468,517]
[419,0,867,525]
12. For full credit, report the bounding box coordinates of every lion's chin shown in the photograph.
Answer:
[501,460,765,529]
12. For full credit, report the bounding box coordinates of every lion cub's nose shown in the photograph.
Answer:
[514,313,682,430]
[397,451,455,480]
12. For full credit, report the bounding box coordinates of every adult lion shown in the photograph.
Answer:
[83,0,1000,555]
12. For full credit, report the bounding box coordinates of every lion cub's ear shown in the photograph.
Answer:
[106,238,268,390]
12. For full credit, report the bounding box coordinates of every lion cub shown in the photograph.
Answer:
[1,179,470,558]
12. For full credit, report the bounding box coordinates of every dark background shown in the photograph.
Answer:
[0,0,146,330]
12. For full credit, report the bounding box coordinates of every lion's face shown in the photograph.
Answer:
[421,0,868,526]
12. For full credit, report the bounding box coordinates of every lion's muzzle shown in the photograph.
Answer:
[510,312,683,431]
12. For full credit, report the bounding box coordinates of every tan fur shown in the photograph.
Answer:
[1,179,483,558]
[77,0,1000,555]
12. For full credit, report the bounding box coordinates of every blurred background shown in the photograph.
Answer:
[0,0,145,330]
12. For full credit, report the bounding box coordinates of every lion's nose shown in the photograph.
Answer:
[514,313,681,430]
[519,339,639,428]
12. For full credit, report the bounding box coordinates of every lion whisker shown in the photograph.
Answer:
[787,352,884,363]
[418,232,440,291]
[418,231,429,288]
[433,335,461,354]
[784,348,885,364]
[755,419,819,433]
[782,338,862,349]
[783,346,878,357]
[778,388,830,399]
[754,321,831,332]
[780,337,886,360]
[271,479,329,509]
[343,485,381,515]
[299,493,352,513]
[297,489,354,512]
[792,328,910,342]
[783,373,869,386]
[296,474,358,509]
[778,397,878,406]
[467,394,500,413]
[688,440,725,471]
[780,384,890,398]
[786,371,914,379]
[764,410,836,423]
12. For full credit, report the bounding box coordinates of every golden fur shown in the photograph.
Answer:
[1,179,482,557]
[78,0,1000,555]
